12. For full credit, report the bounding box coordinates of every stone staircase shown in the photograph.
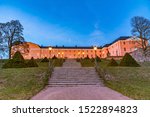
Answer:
[48,59,103,87]
[62,59,81,67]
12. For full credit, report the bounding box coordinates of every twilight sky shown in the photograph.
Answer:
[0,0,150,46]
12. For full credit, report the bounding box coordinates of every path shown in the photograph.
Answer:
[31,60,130,100]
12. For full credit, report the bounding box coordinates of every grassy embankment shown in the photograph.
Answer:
[99,60,150,100]
[0,59,64,100]
[79,59,150,100]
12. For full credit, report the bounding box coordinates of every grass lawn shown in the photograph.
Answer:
[99,60,150,100]
[0,62,50,100]
[0,59,64,100]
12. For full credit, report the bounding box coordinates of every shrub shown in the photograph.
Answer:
[85,55,90,59]
[80,59,94,67]
[41,57,49,62]
[52,55,58,59]
[120,53,140,67]
[96,56,101,62]
[2,51,27,68]
[91,57,95,62]
[76,58,80,62]
[91,56,101,62]
[27,57,38,67]
[2,59,14,68]
[107,58,118,66]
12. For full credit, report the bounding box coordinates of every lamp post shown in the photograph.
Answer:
[94,46,97,66]
[48,47,52,67]
[62,52,64,58]
[82,52,85,59]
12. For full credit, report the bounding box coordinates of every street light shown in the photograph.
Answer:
[48,47,52,67]
[94,46,97,57]
[78,52,80,59]
[62,52,64,58]
[82,52,85,59]
[94,46,97,66]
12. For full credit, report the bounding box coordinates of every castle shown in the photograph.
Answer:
[12,36,145,59]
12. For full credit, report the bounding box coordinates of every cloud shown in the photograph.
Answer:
[0,6,107,46]
[0,6,84,46]
[87,23,106,46]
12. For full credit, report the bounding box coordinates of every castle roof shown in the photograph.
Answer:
[40,46,102,49]
[103,36,131,47]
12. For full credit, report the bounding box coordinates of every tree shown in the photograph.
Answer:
[0,23,6,58]
[120,53,140,67]
[131,16,150,56]
[107,58,118,66]
[41,57,49,62]
[2,51,27,68]
[27,57,38,67]
[0,20,25,59]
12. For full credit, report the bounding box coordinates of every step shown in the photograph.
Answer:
[47,59,104,87]
[51,77,99,79]
[49,81,101,84]
[47,84,102,87]
[49,82,102,84]
[49,79,101,82]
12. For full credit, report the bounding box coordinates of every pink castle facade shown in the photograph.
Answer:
[12,36,146,59]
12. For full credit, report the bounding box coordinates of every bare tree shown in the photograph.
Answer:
[131,16,150,56]
[0,23,6,58]
[0,20,25,59]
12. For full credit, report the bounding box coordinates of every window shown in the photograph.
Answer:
[124,48,126,51]
[116,51,118,56]
[123,42,126,45]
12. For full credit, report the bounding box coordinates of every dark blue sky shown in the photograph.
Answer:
[0,0,150,46]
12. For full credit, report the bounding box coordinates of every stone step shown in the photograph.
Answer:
[51,77,99,78]
[49,82,99,85]
[49,79,101,82]
[52,74,98,76]
[59,67,95,69]
[47,59,103,88]
[49,81,101,83]
[49,79,101,81]
[47,84,102,87]
[49,79,100,82]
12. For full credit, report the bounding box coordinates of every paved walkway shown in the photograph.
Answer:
[31,60,131,100]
